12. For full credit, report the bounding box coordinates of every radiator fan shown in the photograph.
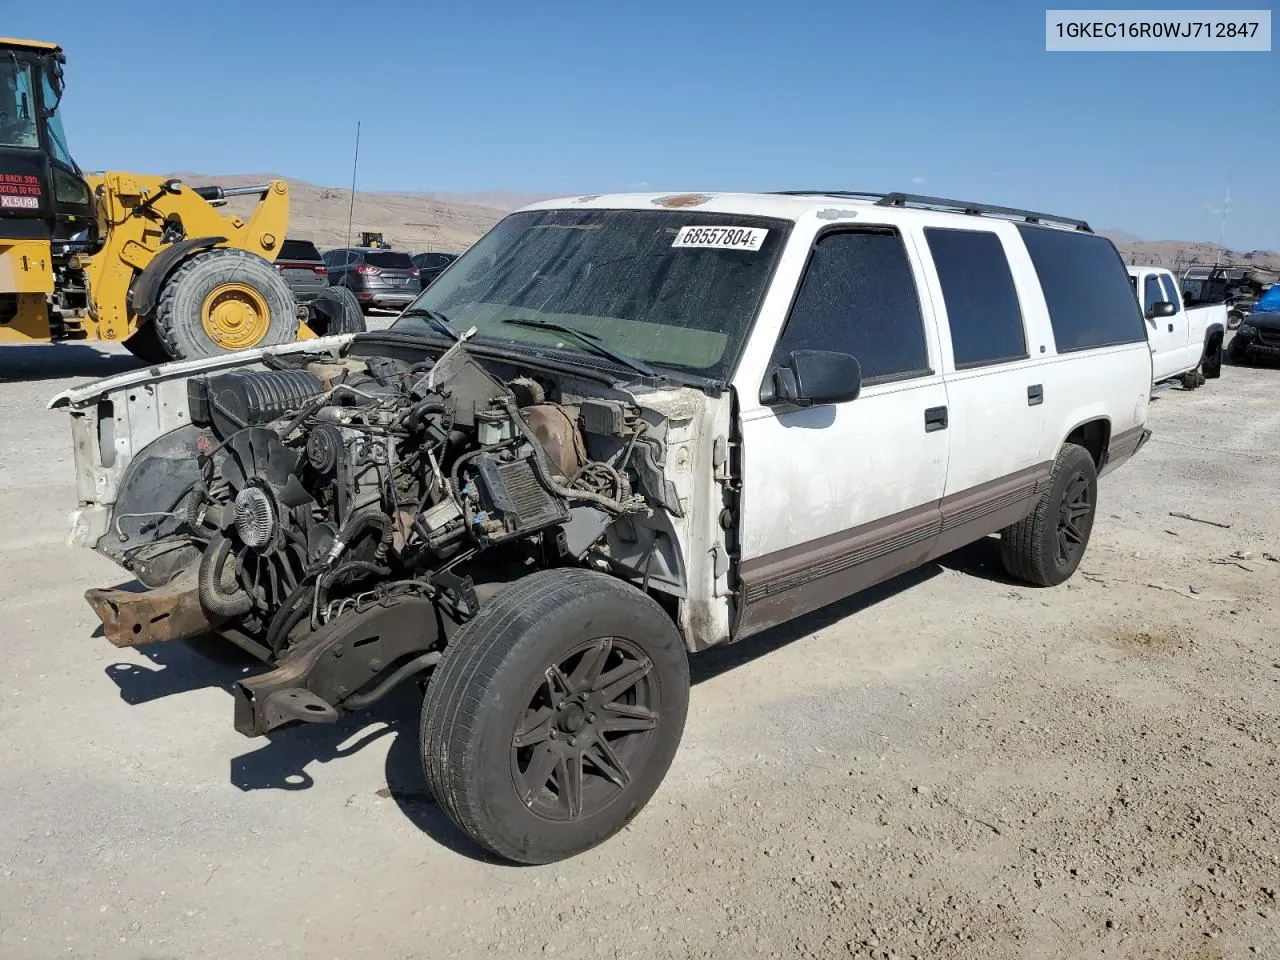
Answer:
[220,427,316,611]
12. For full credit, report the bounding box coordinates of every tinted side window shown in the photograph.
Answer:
[1143,275,1165,313]
[280,239,322,261]
[1015,226,1145,352]
[924,228,1027,368]
[1159,274,1181,309]
[771,230,929,384]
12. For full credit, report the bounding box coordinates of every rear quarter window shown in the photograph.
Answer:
[1016,226,1145,353]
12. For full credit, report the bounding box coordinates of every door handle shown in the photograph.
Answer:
[924,405,948,432]
[1168,323,1174,332]
[1027,384,1044,406]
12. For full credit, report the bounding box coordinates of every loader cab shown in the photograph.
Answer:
[0,38,94,245]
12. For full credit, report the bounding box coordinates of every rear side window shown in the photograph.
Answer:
[366,251,415,269]
[280,239,322,261]
[1016,226,1145,352]
[1159,274,1181,308]
[1143,275,1165,314]
[924,228,1027,368]
[771,230,930,384]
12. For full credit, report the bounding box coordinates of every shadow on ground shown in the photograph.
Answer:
[0,344,146,383]
[98,542,1016,863]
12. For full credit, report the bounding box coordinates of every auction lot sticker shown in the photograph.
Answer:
[672,226,769,251]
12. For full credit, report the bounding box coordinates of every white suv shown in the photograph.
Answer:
[54,190,1154,864]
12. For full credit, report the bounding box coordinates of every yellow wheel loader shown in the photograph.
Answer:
[0,37,364,363]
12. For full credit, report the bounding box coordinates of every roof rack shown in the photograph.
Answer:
[771,190,1093,233]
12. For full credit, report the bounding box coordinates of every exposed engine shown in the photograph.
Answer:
[178,344,663,661]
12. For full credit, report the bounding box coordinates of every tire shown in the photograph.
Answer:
[120,322,170,364]
[306,285,366,336]
[1202,338,1222,379]
[1227,337,1246,363]
[420,568,690,864]
[152,248,298,361]
[1000,442,1098,587]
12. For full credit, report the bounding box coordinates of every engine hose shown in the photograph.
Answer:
[264,574,318,653]
[341,651,442,711]
[197,533,253,619]
[335,507,394,562]
[398,398,445,432]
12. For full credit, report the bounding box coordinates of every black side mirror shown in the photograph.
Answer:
[760,349,862,407]
[1146,300,1177,320]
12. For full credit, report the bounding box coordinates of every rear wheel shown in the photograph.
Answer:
[420,569,689,864]
[306,285,366,336]
[153,248,298,360]
[1202,338,1223,379]
[1001,443,1098,587]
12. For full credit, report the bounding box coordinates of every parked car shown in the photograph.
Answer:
[1227,311,1280,363]
[273,238,329,305]
[1127,266,1226,389]
[411,251,459,289]
[322,247,420,311]
[52,189,1153,866]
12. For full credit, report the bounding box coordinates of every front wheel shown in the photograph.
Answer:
[1000,442,1098,587]
[420,569,690,864]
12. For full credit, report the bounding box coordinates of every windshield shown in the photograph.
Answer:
[0,60,38,149]
[391,208,790,380]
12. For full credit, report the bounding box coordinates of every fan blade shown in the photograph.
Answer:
[222,432,259,490]
[277,475,315,509]
[220,451,247,490]
[257,432,301,489]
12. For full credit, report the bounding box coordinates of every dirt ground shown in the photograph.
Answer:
[1,338,1277,960]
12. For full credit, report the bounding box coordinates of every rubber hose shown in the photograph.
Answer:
[265,574,317,653]
[502,400,631,514]
[314,559,392,621]
[337,507,394,562]
[197,533,253,618]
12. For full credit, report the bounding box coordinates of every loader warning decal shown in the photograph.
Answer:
[0,173,42,209]
[671,225,769,251]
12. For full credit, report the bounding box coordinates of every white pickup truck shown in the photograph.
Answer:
[1127,265,1226,388]
[52,190,1153,865]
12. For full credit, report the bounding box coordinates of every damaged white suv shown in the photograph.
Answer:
[52,191,1153,863]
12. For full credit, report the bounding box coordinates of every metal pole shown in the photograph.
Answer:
[345,120,361,250]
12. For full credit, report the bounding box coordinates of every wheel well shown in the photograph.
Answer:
[1065,419,1109,469]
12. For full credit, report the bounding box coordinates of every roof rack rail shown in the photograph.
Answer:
[771,190,1093,233]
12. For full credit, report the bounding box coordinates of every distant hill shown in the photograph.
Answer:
[171,174,1280,282]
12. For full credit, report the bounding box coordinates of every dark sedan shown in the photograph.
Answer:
[322,247,421,312]
[1228,312,1280,364]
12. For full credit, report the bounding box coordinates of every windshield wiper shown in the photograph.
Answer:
[501,317,658,378]
[399,306,462,342]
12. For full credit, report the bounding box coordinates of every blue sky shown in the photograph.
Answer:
[10,1,1278,248]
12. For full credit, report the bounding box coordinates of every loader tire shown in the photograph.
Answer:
[307,285,366,337]
[153,248,298,360]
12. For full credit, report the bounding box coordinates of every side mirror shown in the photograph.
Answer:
[1146,300,1177,320]
[760,349,862,407]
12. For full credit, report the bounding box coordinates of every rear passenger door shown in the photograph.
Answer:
[734,226,950,638]
[917,225,1047,554]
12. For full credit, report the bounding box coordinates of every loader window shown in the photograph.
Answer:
[0,61,38,149]
[40,70,75,169]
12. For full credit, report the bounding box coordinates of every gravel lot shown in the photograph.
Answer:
[1,338,1277,960]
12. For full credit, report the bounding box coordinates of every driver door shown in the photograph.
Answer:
[732,225,950,639]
